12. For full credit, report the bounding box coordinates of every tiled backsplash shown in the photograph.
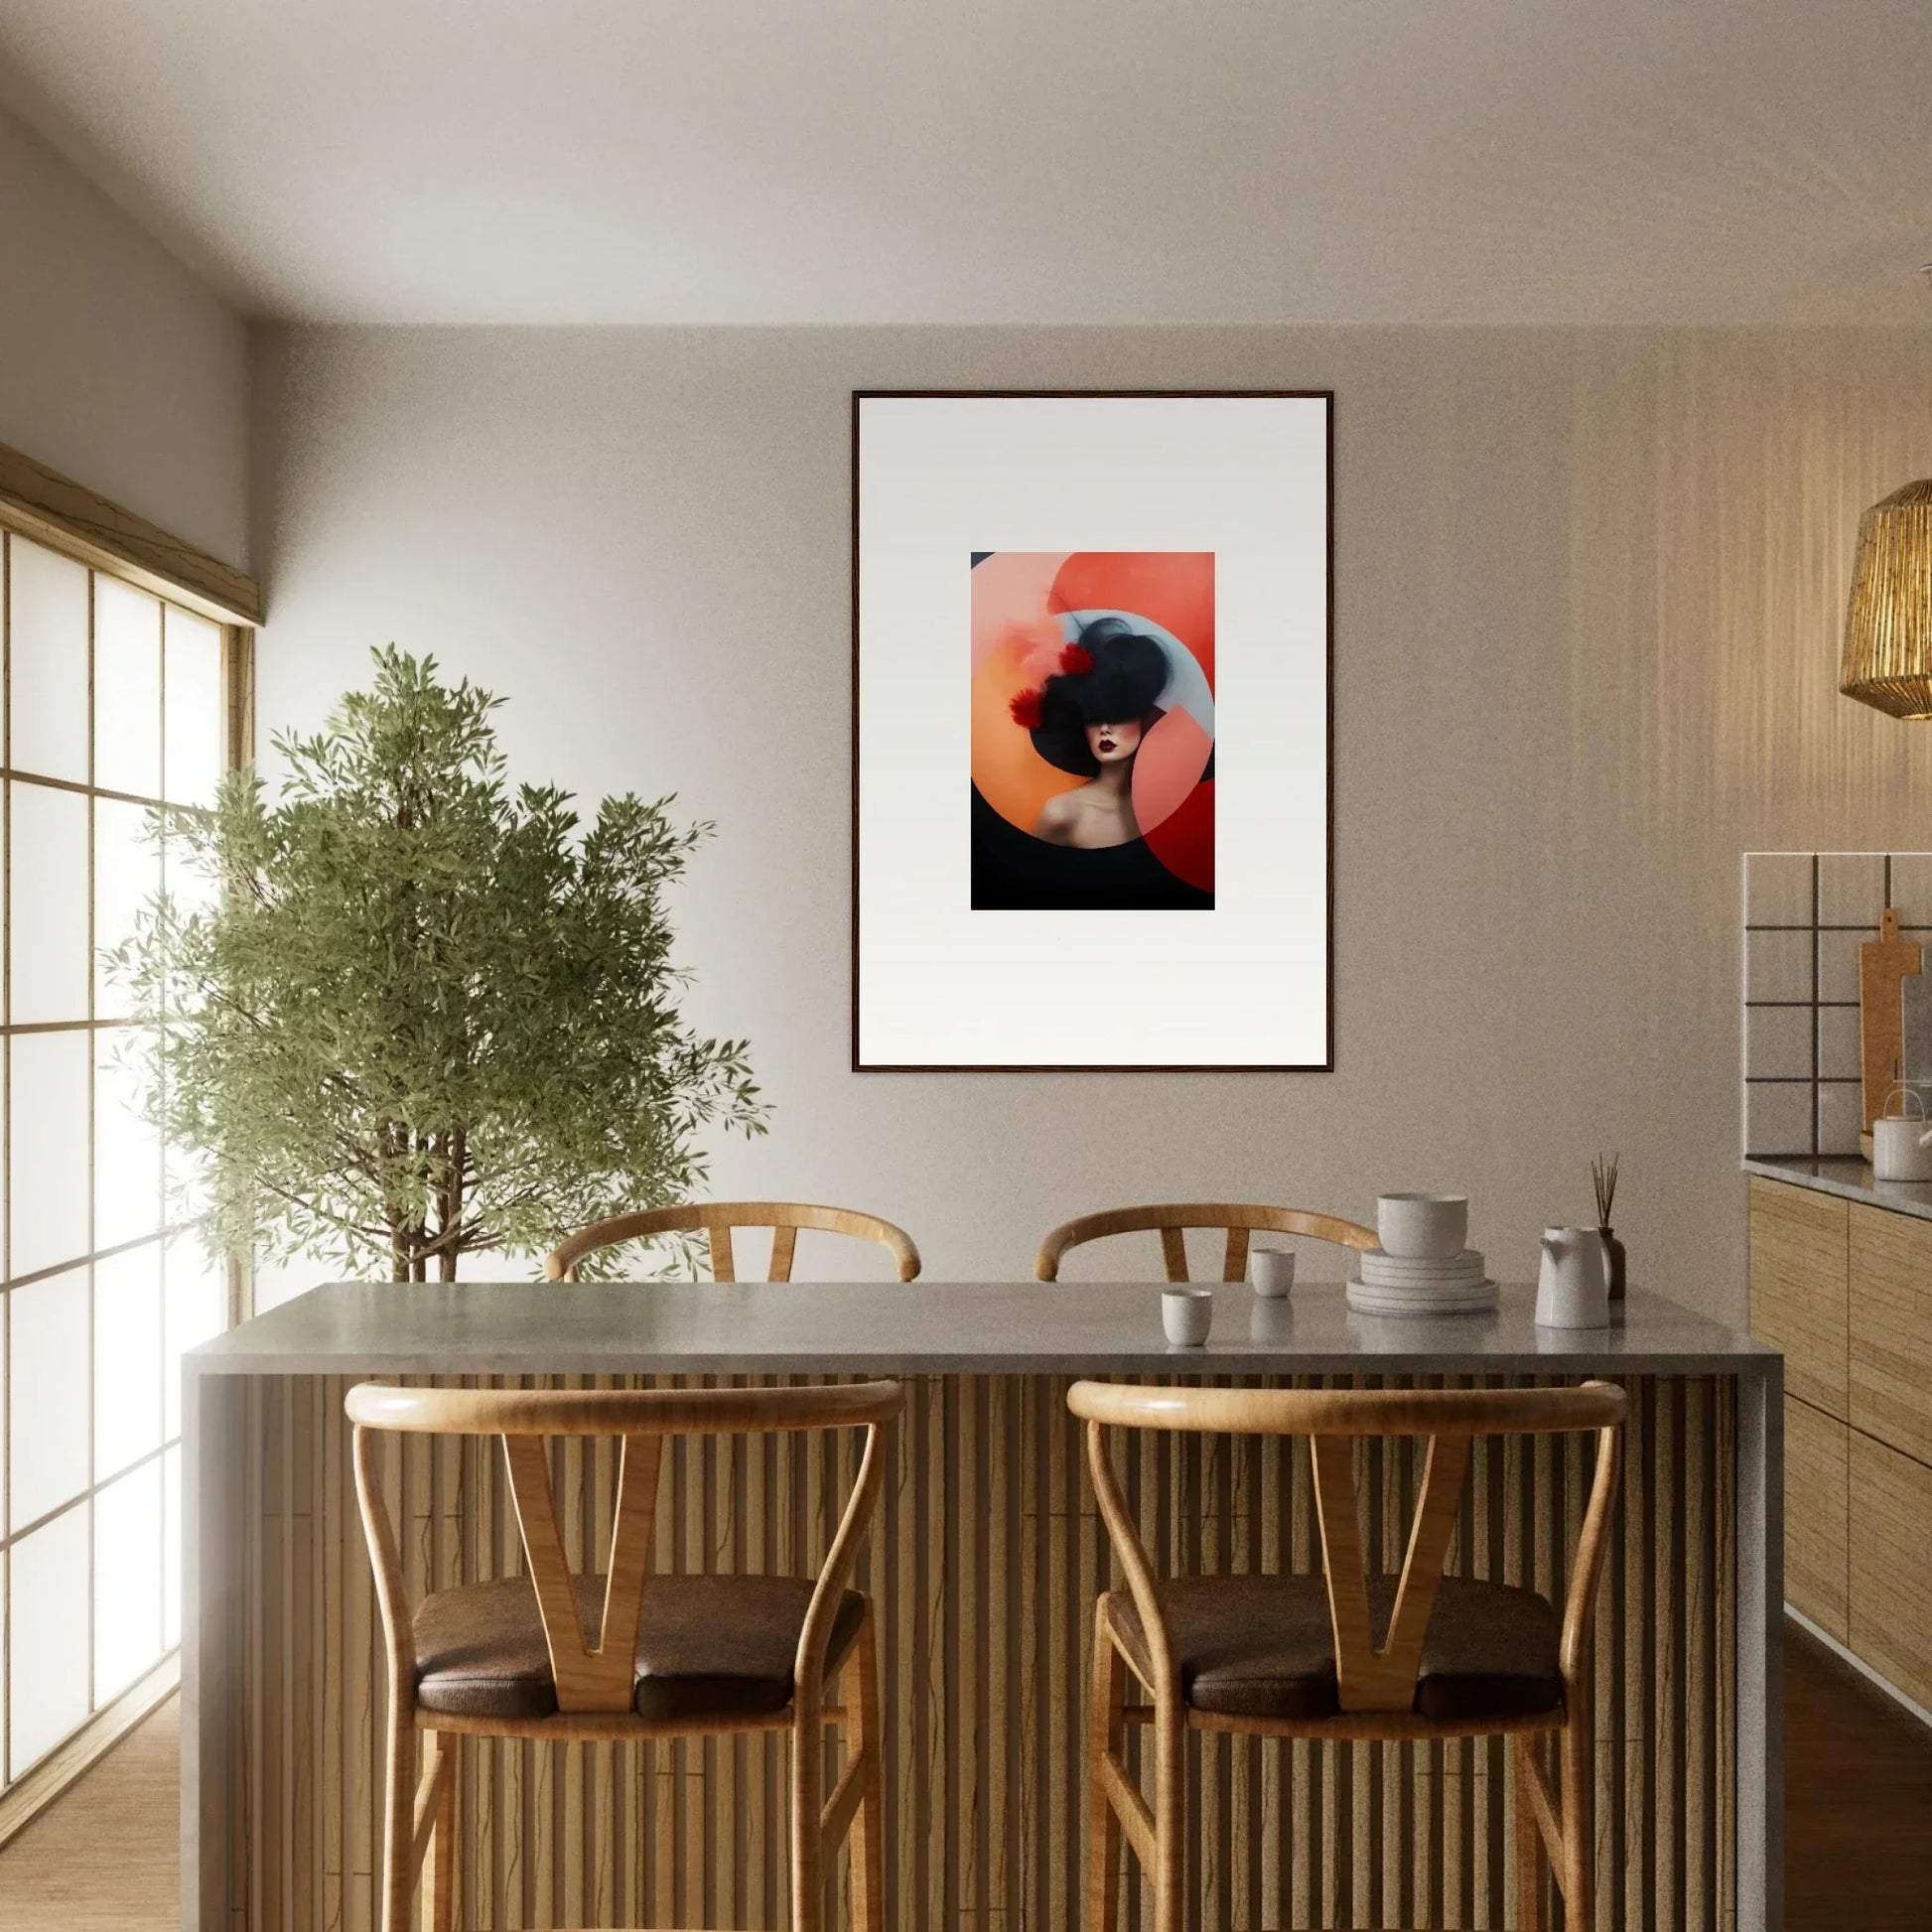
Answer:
[1742,852,1932,1157]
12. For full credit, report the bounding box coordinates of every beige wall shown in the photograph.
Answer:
[0,101,248,566]
[248,324,1932,1311]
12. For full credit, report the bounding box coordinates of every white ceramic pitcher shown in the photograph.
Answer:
[1535,1226,1611,1329]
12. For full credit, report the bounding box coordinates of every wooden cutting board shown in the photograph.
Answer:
[1862,906,1923,1140]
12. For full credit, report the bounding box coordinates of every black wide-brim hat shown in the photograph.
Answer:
[1028,618,1170,776]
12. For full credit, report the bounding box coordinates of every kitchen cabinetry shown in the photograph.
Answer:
[1783,1391,1849,1641]
[1850,1201,1932,1465]
[1748,1176,1847,1416]
[1749,1173,1932,1714]
[1850,1431,1932,1711]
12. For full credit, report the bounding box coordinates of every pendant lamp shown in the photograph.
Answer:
[1842,479,1932,718]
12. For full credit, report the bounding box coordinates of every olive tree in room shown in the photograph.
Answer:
[108,645,766,1282]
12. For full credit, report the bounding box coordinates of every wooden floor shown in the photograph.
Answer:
[1782,1620,1932,1932]
[0,1698,179,1931]
[0,1626,1925,1929]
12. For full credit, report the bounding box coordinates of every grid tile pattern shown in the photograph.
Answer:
[1741,852,1932,1158]
[0,526,238,1796]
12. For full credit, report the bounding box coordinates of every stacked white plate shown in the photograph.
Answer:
[1345,1246,1497,1316]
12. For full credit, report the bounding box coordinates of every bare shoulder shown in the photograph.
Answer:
[1032,789,1080,841]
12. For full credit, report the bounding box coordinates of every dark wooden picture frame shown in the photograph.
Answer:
[851,389,1334,1072]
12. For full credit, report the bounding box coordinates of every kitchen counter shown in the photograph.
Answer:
[1744,1152,1932,1224]
[183,1279,1784,1932]
[193,1277,1774,1377]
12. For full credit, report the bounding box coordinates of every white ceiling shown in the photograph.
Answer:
[2,1,1928,326]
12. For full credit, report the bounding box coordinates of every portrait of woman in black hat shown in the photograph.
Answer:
[1015,618,1171,850]
[967,550,1217,912]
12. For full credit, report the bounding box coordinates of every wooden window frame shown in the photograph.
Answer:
[0,437,260,1845]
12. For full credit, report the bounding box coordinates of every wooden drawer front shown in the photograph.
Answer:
[1850,1201,1932,1465]
[1785,1396,1850,1640]
[1850,1431,1932,1711]
[1748,1177,1849,1418]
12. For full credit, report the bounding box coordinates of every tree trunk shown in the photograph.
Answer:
[434,1127,466,1283]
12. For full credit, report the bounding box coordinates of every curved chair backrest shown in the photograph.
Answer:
[1035,1201,1376,1284]
[1066,1379,1625,1715]
[544,1200,921,1284]
[345,1380,904,1718]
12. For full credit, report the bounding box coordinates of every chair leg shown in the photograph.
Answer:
[1151,1690,1185,1932]
[847,1611,887,1932]
[425,1733,457,1932]
[1513,1734,1546,1932]
[791,1695,827,1932]
[1085,1612,1127,1932]
[378,1699,415,1932]
[1559,1710,1594,1932]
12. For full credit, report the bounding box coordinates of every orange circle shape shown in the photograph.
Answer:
[971,641,1082,834]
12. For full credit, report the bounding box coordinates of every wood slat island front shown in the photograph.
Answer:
[182,1282,1782,1932]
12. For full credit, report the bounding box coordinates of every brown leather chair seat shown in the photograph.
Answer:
[1106,1573,1562,1724]
[413,1573,867,1723]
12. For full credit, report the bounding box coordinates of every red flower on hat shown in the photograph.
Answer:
[1059,642,1094,676]
[1009,685,1044,730]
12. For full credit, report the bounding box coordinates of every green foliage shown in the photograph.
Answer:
[106,646,767,1281]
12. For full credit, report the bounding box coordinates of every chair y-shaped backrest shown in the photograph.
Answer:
[1065,1380,1625,1713]
[544,1201,921,1284]
[1035,1202,1376,1285]
[346,1380,905,1716]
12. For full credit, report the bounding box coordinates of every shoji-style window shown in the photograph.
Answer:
[0,469,256,1828]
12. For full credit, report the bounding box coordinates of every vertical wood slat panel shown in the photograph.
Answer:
[230,1372,1734,1931]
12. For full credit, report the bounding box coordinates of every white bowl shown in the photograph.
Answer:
[1376,1192,1468,1260]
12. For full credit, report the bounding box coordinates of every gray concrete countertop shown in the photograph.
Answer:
[189,1280,1774,1379]
[1743,1154,1932,1225]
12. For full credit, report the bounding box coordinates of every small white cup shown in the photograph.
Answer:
[1377,1192,1468,1260]
[1249,1248,1297,1298]
[1162,1286,1214,1346]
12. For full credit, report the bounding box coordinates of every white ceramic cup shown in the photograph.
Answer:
[1249,1248,1297,1297]
[1376,1192,1468,1260]
[1162,1286,1214,1346]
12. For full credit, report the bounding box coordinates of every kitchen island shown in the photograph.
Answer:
[183,1282,1781,1932]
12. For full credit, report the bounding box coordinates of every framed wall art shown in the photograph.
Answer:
[852,390,1332,1071]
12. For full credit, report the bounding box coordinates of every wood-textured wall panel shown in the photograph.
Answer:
[210,1373,1735,1932]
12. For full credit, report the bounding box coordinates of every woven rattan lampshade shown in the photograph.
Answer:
[1842,479,1932,718]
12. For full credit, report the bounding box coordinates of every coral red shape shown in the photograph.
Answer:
[1058,642,1094,676]
[1143,778,1214,895]
[1008,685,1044,730]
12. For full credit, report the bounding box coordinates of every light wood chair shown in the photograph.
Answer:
[346,1378,905,1932]
[1067,1379,1626,1932]
[1035,1201,1376,1284]
[544,1200,921,1283]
